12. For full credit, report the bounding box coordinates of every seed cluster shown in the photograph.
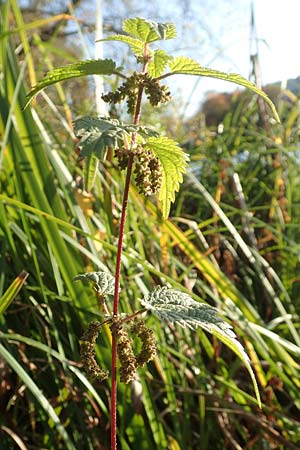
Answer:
[80,322,109,381]
[110,318,157,384]
[114,147,130,170]
[102,72,171,115]
[111,318,137,384]
[134,146,163,196]
[131,320,157,367]
[114,145,163,196]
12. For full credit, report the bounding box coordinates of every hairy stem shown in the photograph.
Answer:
[110,45,149,450]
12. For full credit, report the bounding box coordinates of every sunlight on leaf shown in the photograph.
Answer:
[148,50,173,78]
[145,137,189,219]
[161,56,280,122]
[24,59,117,108]
[123,17,176,43]
[0,271,29,315]
[99,35,145,56]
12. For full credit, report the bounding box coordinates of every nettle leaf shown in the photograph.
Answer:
[135,125,159,139]
[140,286,261,408]
[100,35,145,56]
[123,17,176,43]
[162,56,279,122]
[24,59,117,108]
[148,50,173,78]
[74,116,158,156]
[74,116,132,159]
[73,271,115,295]
[145,136,189,219]
[168,56,201,73]
[74,116,158,189]
[74,116,127,189]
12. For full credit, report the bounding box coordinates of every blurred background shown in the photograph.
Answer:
[17,0,300,115]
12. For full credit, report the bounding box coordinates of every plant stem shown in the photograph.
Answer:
[110,152,134,450]
[110,46,149,450]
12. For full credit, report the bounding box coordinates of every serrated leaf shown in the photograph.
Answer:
[74,116,158,164]
[123,17,176,43]
[168,56,201,73]
[83,153,99,191]
[74,115,122,135]
[24,59,117,109]
[74,116,130,159]
[140,286,261,408]
[73,271,115,295]
[100,35,145,56]
[135,125,160,139]
[145,137,189,219]
[148,50,173,78]
[163,56,279,122]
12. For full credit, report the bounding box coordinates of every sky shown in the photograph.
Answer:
[254,0,300,83]
[174,0,300,114]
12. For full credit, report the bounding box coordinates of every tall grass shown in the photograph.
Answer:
[1,2,300,449]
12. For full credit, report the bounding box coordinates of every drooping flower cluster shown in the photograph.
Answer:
[133,146,162,196]
[102,72,171,115]
[80,317,157,384]
[110,317,157,384]
[115,145,162,196]
[80,321,109,381]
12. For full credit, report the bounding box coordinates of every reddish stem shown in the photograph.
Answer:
[110,153,134,449]
[110,46,149,450]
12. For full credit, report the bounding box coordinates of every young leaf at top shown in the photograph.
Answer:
[24,59,118,109]
[159,56,280,122]
[122,17,176,43]
[145,136,189,219]
[140,286,261,408]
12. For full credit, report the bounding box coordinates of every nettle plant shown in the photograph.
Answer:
[26,17,279,449]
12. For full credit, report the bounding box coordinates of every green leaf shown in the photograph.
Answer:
[0,271,29,314]
[145,137,189,219]
[140,286,261,408]
[74,116,129,159]
[162,56,280,122]
[83,153,99,191]
[74,116,158,165]
[24,59,117,108]
[73,271,115,295]
[168,56,201,73]
[135,125,160,139]
[100,35,145,56]
[123,17,176,43]
[148,50,172,78]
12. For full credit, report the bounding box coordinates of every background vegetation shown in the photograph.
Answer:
[1,1,300,449]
